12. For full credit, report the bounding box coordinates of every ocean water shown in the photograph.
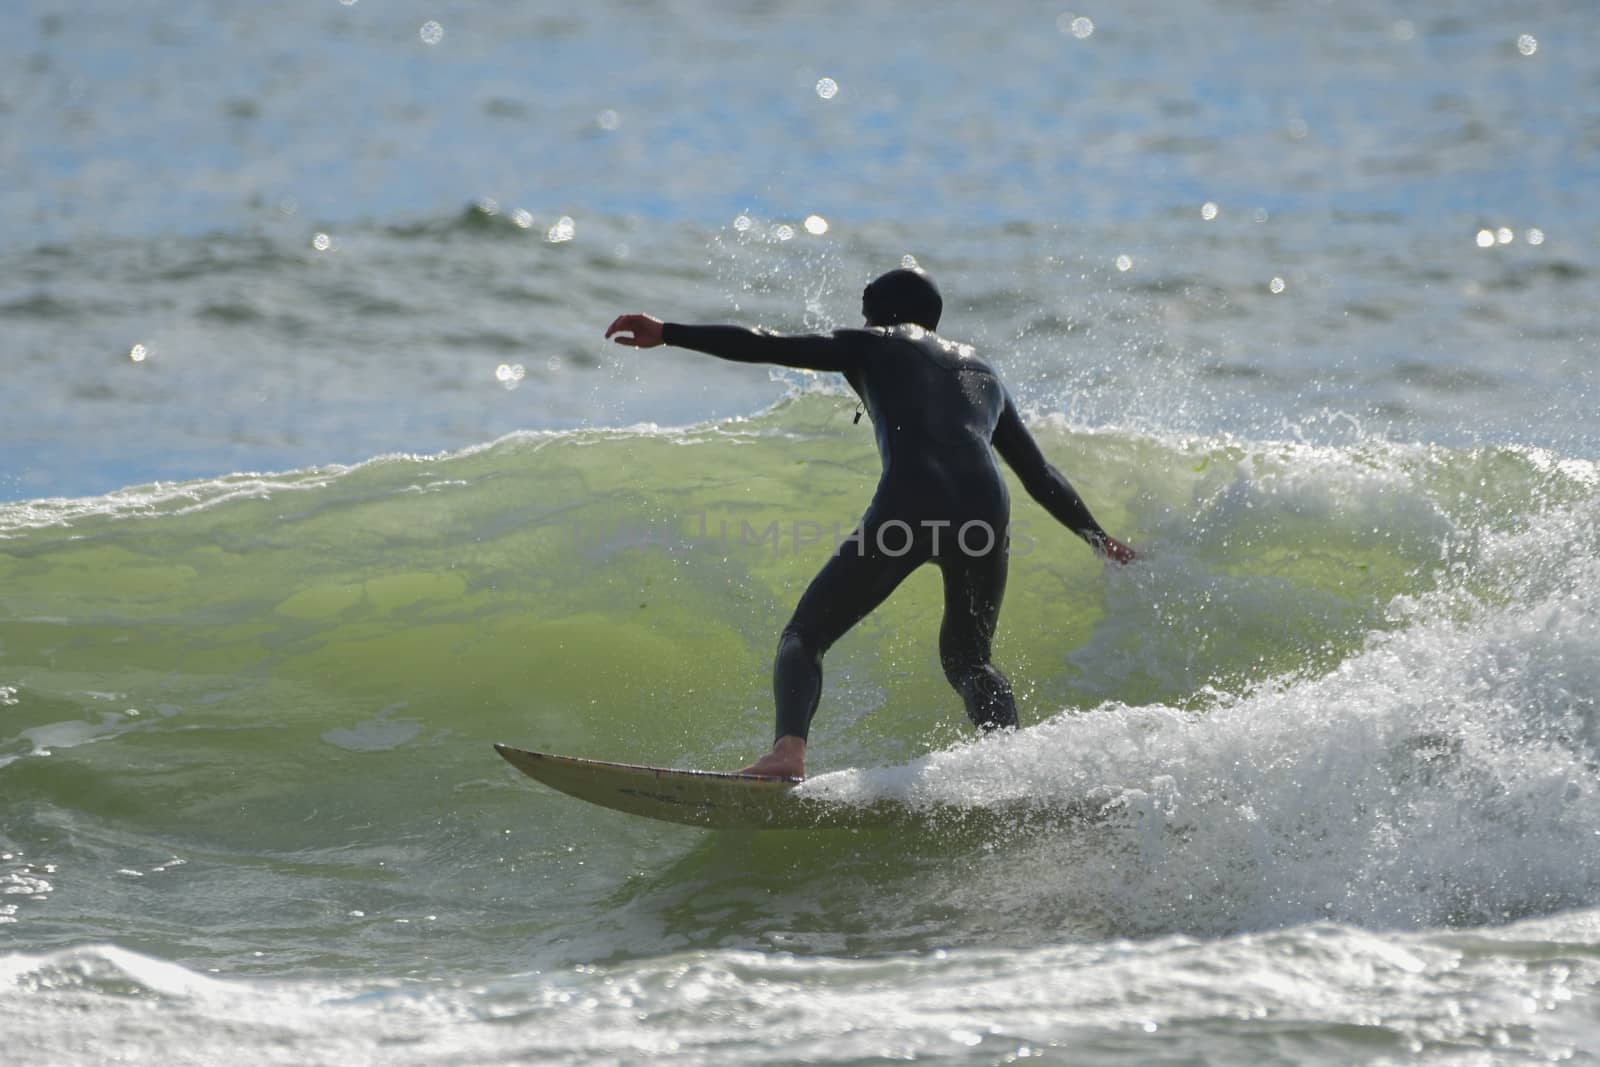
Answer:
[4,1,1600,1063]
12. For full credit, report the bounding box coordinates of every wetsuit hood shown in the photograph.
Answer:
[863,267,942,330]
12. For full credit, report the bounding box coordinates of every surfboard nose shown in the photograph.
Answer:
[492,743,831,828]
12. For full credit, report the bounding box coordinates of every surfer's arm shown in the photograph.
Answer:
[605,314,859,372]
[663,323,863,372]
[992,391,1134,563]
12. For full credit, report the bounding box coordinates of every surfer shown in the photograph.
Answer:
[605,267,1134,778]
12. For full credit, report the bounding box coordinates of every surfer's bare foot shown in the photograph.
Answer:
[737,735,806,779]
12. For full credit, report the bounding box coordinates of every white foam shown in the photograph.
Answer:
[808,487,1600,935]
[5,925,1597,1063]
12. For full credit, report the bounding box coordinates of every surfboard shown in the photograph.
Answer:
[493,744,886,830]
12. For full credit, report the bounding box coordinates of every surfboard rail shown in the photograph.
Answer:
[493,744,864,829]
[493,744,1111,833]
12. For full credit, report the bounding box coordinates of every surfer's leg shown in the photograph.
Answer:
[774,522,927,742]
[938,528,1016,731]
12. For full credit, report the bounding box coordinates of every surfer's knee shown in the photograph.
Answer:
[778,623,827,664]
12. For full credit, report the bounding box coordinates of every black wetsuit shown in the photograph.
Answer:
[662,321,1113,741]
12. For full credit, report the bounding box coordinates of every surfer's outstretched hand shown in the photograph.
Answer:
[1099,535,1137,565]
[605,313,665,348]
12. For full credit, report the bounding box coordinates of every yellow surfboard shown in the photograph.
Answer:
[493,744,889,830]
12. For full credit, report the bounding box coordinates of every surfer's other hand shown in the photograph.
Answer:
[605,313,665,348]
[1099,535,1136,565]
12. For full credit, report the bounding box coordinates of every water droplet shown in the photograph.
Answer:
[496,363,526,389]
[597,109,620,131]
[1517,33,1538,56]
[546,216,575,243]
[420,20,444,46]
[1269,276,1287,294]
[815,77,839,100]
[129,343,148,363]
[1057,13,1094,38]
[474,196,499,217]
[1475,229,1496,248]
[772,224,795,242]
[1496,226,1514,245]
[733,214,753,232]
[1115,254,1133,272]
[546,355,562,372]
[1287,117,1309,140]
[1526,227,1545,246]
[312,232,332,252]
[1253,207,1270,224]
[1201,201,1219,221]
[803,214,829,235]
[339,0,358,6]
[511,209,533,229]
[901,254,919,269]
[1392,19,1416,41]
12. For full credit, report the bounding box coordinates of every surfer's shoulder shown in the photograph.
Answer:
[831,324,943,351]
[830,326,890,344]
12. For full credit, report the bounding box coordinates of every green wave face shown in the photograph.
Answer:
[2,397,1595,970]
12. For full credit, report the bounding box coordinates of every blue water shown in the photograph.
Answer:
[4,2,1600,1063]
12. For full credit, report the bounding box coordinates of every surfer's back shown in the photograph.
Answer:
[844,324,1008,464]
